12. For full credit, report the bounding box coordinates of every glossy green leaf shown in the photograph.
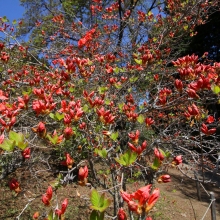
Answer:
[0,139,15,151]
[9,131,27,150]
[9,131,24,143]
[83,104,89,112]
[47,210,53,220]
[98,86,108,94]
[134,59,142,65]
[55,112,64,121]
[91,189,100,207]
[118,103,124,112]
[159,148,166,157]
[90,189,111,212]
[90,210,99,220]
[95,148,108,159]
[2,16,8,22]
[22,87,32,96]
[17,141,28,150]
[110,132,118,141]
[49,113,55,120]
[114,83,122,89]
[114,67,120,74]
[137,114,145,124]
[115,150,137,166]
[151,157,161,170]
[47,134,59,145]
[165,151,171,158]
[129,76,138,83]
[211,84,220,94]
[69,87,75,92]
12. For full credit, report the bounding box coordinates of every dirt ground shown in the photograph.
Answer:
[0,160,220,220]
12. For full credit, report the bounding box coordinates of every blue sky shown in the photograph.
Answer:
[0,0,24,21]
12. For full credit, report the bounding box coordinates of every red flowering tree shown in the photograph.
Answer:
[0,0,220,219]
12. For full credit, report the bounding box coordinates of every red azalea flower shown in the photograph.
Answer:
[9,178,21,193]
[128,130,140,144]
[201,123,216,135]
[61,198,68,214]
[154,148,164,161]
[117,207,127,220]
[33,212,40,219]
[64,127,74,139]
[206,115,215,124]
[145,117,154,127]
[61,153,74,169]
[78,165,89,185]
[46,186,53,200]
[158,175,171,183]
[172,155,182,165]
[145,188,160,213]
[174,79,183,91]
[22,147,31,159]
[42,194,50,206]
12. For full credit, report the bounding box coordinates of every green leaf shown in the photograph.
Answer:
[9,131,27,150]
[134,59,142,65]
[129,76,138,83]
[49,113,55,120]
[114,67,120,74]
[2,16,8,22]
[49,179,60,189]
[98,87,108,94]
[137,114,144,124]
[0,139,15,151]
[128,88,132,93]
[151,157,161,170]
[90,210,99,220]
[115,150,137,166]
[104,99,110,105]
[96,198,111,212]
[118,103,124,112]
[211,84,220,94]
[99,212,105,220]
[22,87,32,95]
[114,83,122,89]
[110,132,118,141]
[99,193,105,208]
[47,210,53,220]
[12,20,17,25]
[90,189,101,207]
[69,87,75,92]
[49,112,64,121]
[47,134,59,145]
[55,112,64,121]
[17,142,28,150]
[90,189,111,213]
[153,37,157,42]
[183,24,188,30]
[165,151,171,158]
[115,156,126,166]
[159,148,166,158]
[9,131,24,143]
[83,104,89,112]
[95,148,108,159]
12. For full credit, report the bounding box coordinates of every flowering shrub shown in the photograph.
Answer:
[0,0,219,219]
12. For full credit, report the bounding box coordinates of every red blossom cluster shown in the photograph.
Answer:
[78,165,89,185]
[120,185,160,215]
[9,178,21,194]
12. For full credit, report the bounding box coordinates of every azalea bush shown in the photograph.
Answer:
[0,0,220,219]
